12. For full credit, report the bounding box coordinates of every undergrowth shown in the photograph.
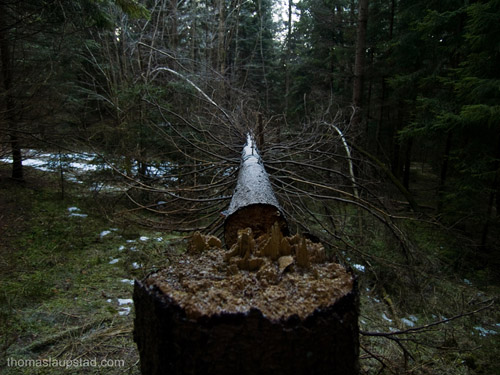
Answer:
[0,163,498,375]
[0,165,183,374]
[350,219,500,375]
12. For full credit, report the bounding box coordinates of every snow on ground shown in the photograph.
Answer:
[382,313,393,322]
[474,326,498,336]
[401,318,416,327]
[1,149,174,189]
[100,230,112,238]
[118,298,133,305]
[119,307,131,316]
[352,264,365,272]
[67,206,88,218]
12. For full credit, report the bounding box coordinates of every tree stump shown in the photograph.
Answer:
[133,135,359,375]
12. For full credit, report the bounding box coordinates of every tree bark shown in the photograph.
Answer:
[284,0,292,115]
[217,0,226,76]
[403,137,413,190]
[480,135,500,249]
[437,131,453,213]
[0,5,23,180]
[133,278,359,375]
[223,133,288,248]
[351,0,369,136]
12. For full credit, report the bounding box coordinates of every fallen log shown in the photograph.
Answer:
[133,135,359,375]
[223,133,288,248]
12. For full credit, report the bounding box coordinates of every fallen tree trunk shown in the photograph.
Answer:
[223,133,288,248]
[134,134,360,375]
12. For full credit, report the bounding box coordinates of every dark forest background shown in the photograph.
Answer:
[2,0,499,250]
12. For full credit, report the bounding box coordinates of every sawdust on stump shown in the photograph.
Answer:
[146,224,353,320]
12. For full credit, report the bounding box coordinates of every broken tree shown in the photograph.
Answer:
[223,133,288,248]
[134,134,359,375]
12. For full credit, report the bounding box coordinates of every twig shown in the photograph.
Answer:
[361,300,494,337]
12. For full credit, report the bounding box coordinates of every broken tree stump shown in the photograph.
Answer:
[133,135,359,375]
[223,133,288,248]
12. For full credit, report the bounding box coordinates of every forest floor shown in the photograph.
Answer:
[0,162,499,375]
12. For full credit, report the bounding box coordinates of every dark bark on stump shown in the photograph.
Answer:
[224,134,288,248]
[133,279,359,375]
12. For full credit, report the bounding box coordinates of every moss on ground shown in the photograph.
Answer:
[0,165,183,374]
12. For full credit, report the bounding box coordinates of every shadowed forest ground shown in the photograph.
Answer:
[0,162,499,375]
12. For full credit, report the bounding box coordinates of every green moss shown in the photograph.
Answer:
[0,171,182,374]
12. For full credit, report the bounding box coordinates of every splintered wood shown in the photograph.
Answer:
[145,224,353,321]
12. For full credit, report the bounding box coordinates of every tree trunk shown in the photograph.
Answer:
[133,276,359,375]
[403,137,413,190]
[217,0,226,76]
[351,0,369,136]
[169,0,179,50]
[284,0,292,115]
[0,6,23,181]
[133,135,360,375]
[437,131,453,213]
[223,134,288,248]
[480,135,500,249]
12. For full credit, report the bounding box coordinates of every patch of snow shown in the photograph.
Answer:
[373,298,381,303]
[382,313,392,322]
[139,236,149,241]
[352,264,365,272]
[69,213,88,218]
[106,299,112,303]
[156,237,163,242]
[474,326,497,337]
[121,279,134,285]
[67,207,80,212]
[118,298,133,305]
[100,230,112,238]
[118,245,125,251]
[132,262,142,269]
[126,240,136,243]
[23,157,50,171]
[463,279,472,285]
[66,175,82,184]
[119,307,131,316]
[109,258,119,265]
[129,246,138,252]
[401,318,415,327]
